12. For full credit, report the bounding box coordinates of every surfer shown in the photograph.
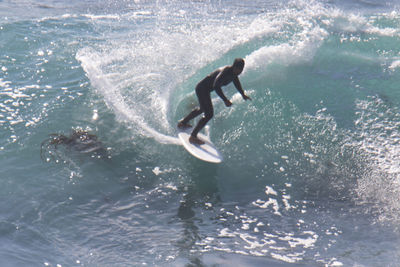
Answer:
[178,58,251,145]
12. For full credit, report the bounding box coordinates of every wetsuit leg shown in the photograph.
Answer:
[180,81,210,125]
[191,88,213,138]
[179,82,206,125]
[180,107,202,124]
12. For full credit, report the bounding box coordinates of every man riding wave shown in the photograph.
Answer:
[178,58,251,145]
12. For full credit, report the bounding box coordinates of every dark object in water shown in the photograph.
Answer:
[41,130,108,162]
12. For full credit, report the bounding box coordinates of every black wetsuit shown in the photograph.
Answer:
[181,66,246,137]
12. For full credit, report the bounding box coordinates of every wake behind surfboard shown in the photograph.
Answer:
[178,128,222,163]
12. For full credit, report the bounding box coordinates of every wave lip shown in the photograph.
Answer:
[245,26,328,71]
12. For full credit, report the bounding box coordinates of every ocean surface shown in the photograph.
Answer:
[1,0,400,266]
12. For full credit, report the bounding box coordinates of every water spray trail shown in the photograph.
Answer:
[76,50,181,145]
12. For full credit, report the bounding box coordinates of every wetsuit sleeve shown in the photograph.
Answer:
[214,86,229,102]
[233,76,246,98]
[213,71,229,102]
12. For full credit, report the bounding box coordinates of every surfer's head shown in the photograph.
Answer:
[232,58,245,75]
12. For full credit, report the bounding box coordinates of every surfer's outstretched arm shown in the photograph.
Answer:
[233,76,251,101]
[214,86,231,106]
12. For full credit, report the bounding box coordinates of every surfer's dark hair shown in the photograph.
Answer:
[233,58,245,70]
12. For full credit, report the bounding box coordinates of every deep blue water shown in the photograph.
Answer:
[1,0,400,266]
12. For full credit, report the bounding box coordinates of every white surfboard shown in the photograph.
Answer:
[178,129,222,163]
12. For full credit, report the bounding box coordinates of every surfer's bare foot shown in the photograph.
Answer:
[178,121,192,129]
[189,135,205,145]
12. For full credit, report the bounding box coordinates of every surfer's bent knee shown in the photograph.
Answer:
[204,109,213,121]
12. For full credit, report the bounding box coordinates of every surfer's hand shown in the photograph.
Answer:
[224,99,232,107]
[243,95,252,101]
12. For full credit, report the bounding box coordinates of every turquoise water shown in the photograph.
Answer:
[1,0,400,266]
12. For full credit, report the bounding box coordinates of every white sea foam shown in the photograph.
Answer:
[244,2,330,71]
[0,78,11,88]
[353,97,400,222]
[389,60,400,70]
[82,14,120,20]
[38,13,123,22]
[244,2,400,72]
[246,27,327,70]
[325,9,400,37]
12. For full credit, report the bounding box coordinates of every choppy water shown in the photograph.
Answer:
[1,0,400,266]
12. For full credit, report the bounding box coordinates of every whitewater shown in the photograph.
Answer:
[1,0,400,266]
